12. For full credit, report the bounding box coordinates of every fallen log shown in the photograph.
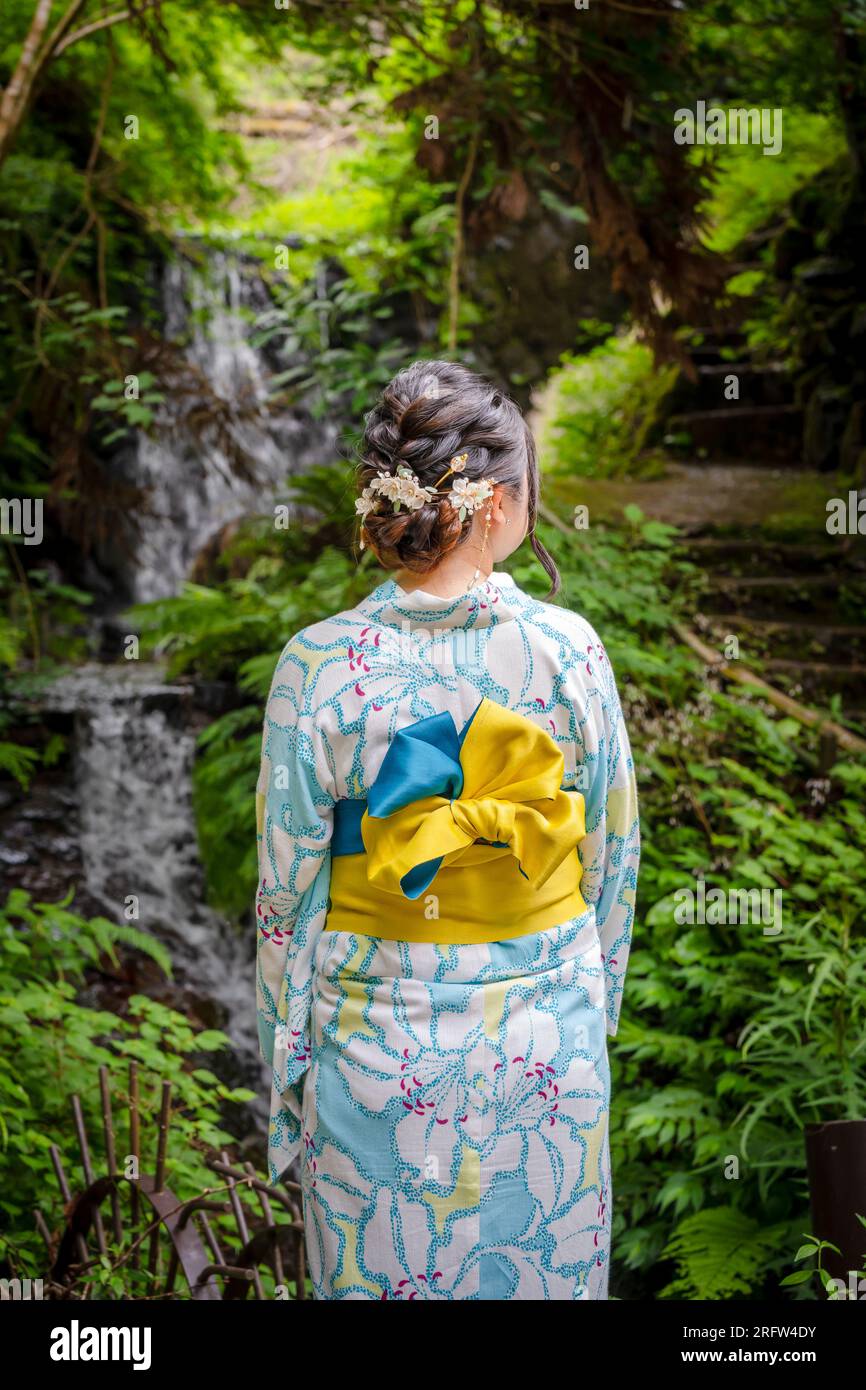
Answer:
[671,622,866,756]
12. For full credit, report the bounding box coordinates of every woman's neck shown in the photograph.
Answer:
[394,548,494,598]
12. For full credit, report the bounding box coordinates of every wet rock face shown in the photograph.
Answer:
[2,666,269,1130]
[778,177,866,474]
[463,206,627,405]
[2,731,270,1145]
[43,667,261,1058]
[0,759,92,908]
[88,249,339,608]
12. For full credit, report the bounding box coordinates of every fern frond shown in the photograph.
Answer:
[661,1207,788,1299]
[0,740,39,788]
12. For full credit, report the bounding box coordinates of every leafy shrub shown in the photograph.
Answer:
[0,889,256,1290]
[536,334,678,478]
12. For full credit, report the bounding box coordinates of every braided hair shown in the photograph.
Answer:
[356,360,560,597]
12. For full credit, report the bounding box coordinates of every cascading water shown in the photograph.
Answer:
[112,248,336,602]
[40,663,264,1096]
[32,250,337,1122]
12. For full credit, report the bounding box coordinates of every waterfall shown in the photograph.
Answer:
[31,250,337,1121]
[41,663,265,1101]
[110,248,336,602]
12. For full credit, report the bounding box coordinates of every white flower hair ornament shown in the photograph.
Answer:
[355,452,496,546]
[356,463,433,520]
[447,475,496,523]
[433,451,497,520]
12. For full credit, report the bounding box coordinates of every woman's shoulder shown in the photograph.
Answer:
[272,589,380,662]
[263,608,364,704]
[503,574,606,658]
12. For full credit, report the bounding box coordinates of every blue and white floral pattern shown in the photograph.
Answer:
[255,571,639,1299]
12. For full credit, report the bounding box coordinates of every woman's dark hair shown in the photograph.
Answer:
[356,359,560,598]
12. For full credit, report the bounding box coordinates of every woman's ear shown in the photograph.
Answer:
[491,483,509,521]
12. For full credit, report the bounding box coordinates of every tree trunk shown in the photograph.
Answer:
[0,0,55,170]
[0,0,92,173]
[832,8,866,179]
[805,1121,866,1289]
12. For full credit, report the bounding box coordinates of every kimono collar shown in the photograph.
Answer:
[359,572,518,631]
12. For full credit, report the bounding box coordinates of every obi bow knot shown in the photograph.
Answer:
[361,697,586,899]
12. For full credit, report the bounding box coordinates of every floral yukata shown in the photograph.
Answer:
[255,571,639,1300]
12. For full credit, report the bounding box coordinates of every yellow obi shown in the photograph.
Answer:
[327,696,587,945]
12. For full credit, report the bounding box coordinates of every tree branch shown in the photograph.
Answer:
[0,0,161,168]
[447,124,480,353]
[0,0,55,163]
[54,5,162,59]
[42,0,90,59]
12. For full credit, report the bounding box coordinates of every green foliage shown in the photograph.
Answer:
[135,502,866,1272]
[0,889,256,1283]
[192,709,264,921]
[698,110,845,256]
[1,554,92,666]
[662,1208,790,1300]
[129,485,866,1301]
[186,543,367,919]
[125,465,374,916]
[90,370,165,445]
[0,739,40,788]
[536,335,679,479]
[784,1225,865,1298]
[2,0,865,1303]
[467,504,866,1297]
[253,271,412,419]
[0,546,90,787]
[239,126,456,309]
[0,0,283,503]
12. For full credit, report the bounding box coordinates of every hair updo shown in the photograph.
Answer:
[355,359,559,597]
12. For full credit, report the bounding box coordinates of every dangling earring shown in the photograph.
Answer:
[472,505,493,586]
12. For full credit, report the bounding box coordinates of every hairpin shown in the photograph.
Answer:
[432,452,469,488]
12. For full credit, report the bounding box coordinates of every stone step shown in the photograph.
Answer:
[695,358,795,405]
[687,538,844,563]
[686,327,748,341]
[761,658,866,682]
[684,330,749,366]
[665,404,803,458]
[696,362,789,376]
[702,613,866,639]
[710,571,865,589]
[674,361,795,412]
[689,492,866,714]
[686,348,747,368]
[690,552,860,580]
[698,619,866,672]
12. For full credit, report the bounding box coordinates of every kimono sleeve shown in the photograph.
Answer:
[255,640,334,1069]
[575,627,640,1037]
